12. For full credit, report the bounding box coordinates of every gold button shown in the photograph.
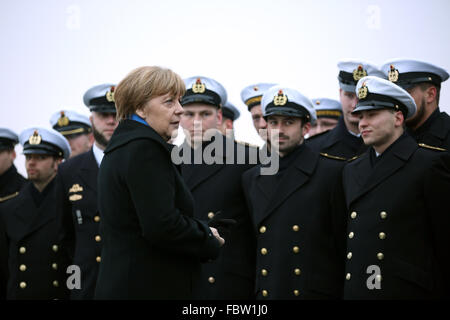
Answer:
[94,216,100,222]
[95,235,101,242]
[350,211,357,219]
[293,290,300,296]
[261,248,268,255]
[346,273,351,280]
[259,226,266,234]
[262,290,268,297]
[347,252,352,260]
[294,268,301,276]
[208,276,215,284]
[348,232,354,239]
[376,275,382,282]
[96,256,101,263]
[379,232,386,240]
[19,264,27,272]
[292,246,300,254]
[19,247,26,254]
[52,245,58,252]
[207,212,215,219]
[52,263,58,270]
[19,282,27,289]
[377,253,384,260]
[261,269,268,276]
[380,211,387,219]
[53,280,59,287]
[292,225,299,232]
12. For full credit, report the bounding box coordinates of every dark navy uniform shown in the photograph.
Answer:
[0,165,26,200]
[56,149,101,299]
[342,75,450,299]
[408,108,450,150]
[178,135,258,299]
[306,117,367,159]
[242,85,347,300]
[179,76,258,299]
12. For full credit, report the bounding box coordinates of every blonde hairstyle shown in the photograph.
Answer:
[114,66,186,120]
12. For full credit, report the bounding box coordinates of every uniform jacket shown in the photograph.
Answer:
[55,148,101,299]
[408,108,450,150]
[242,144,347,300]
[178,134,258,299]
[342,134,450,299]
[0,164,26,299]
[306,117,367,159]
[94,120,221,300]
[0,181,71,300]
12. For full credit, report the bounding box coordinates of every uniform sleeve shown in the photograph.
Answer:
[425,152,450,297]
[126,141,221,261]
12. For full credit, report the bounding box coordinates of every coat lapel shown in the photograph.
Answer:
[256,146,318,225]
[76,149,99,194]
[348,135,418,205]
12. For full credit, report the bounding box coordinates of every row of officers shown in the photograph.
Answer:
[0,58,449,300]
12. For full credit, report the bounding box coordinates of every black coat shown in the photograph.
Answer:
[408,108,450,150]
[0,164,26,299]
[0,180,71,300]
[178,135,257,299]
[55,148,101,299]
[342,134,450,299]
[94,120,221,300]
[306,117,367,159]
[242,144,347,300]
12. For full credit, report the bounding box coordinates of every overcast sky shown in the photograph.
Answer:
[2,0,449,175]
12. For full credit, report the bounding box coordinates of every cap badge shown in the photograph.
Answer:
[28,130,42,145]
[69,184,83,193]
[273,90,288,106]
[57,111,70,127]
[388,65,399,83]
[253,86,259,91]
[315,100,321,105]
[358,82,369,99]
[353,65,367,81]
[192,78,206,94]
[106,86,115,102]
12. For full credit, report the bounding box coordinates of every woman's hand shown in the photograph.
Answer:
[209,227,225,247]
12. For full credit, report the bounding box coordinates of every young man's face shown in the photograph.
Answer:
[66,133,93,158]
[339,89,359,127]
[180,103,222,143]
[0,149,16,175]
[357,109,404,149]
[250,105,268,142]
[267,115,310,156]
[25,154,61,183]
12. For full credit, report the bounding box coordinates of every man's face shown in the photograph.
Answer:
[339,89,359,126]
[314,117,339,136]
[0,149,15,175]
[218,118,234,138]
[90,112,118,148]
[180,103,222,143]
[25,154,61,183]
[405,85,426,128]
[267,115,309,156]
[67,133,93,158]
[358,109,403,148]
[250,105,268,141]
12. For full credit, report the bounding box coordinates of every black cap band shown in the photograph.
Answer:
[338,71,358,85]
[393,71,442,89]
[23,141,64,158]
[357,92,409,117]
[0,138,16,151]
[53,122,92,137]
[222,108,235,121]
[264,102,311,122]
[181,89,221,107]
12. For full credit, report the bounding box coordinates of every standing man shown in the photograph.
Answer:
[50,110,94,158]
[242,86,347,300]
[218,101,240,139]
[0,127,72,300]
[241,83,277,144]
[0,128,27,299]
[342,76,450,299]
[55,84,118,299]
[308,98,342,137]
[380,59,450,149]
[177,76,258,299]
[307,61,385,159]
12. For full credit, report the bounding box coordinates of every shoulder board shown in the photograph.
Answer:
[235,140,259,148]
[347,155,361,162]
[320,152,347,161]
[0,191,19,203]
[418,143,446,152]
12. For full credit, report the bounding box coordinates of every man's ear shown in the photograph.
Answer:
[425,85,437,104]
[394,110,405,127]
[302,121,311,136]
[216,108,223,124]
